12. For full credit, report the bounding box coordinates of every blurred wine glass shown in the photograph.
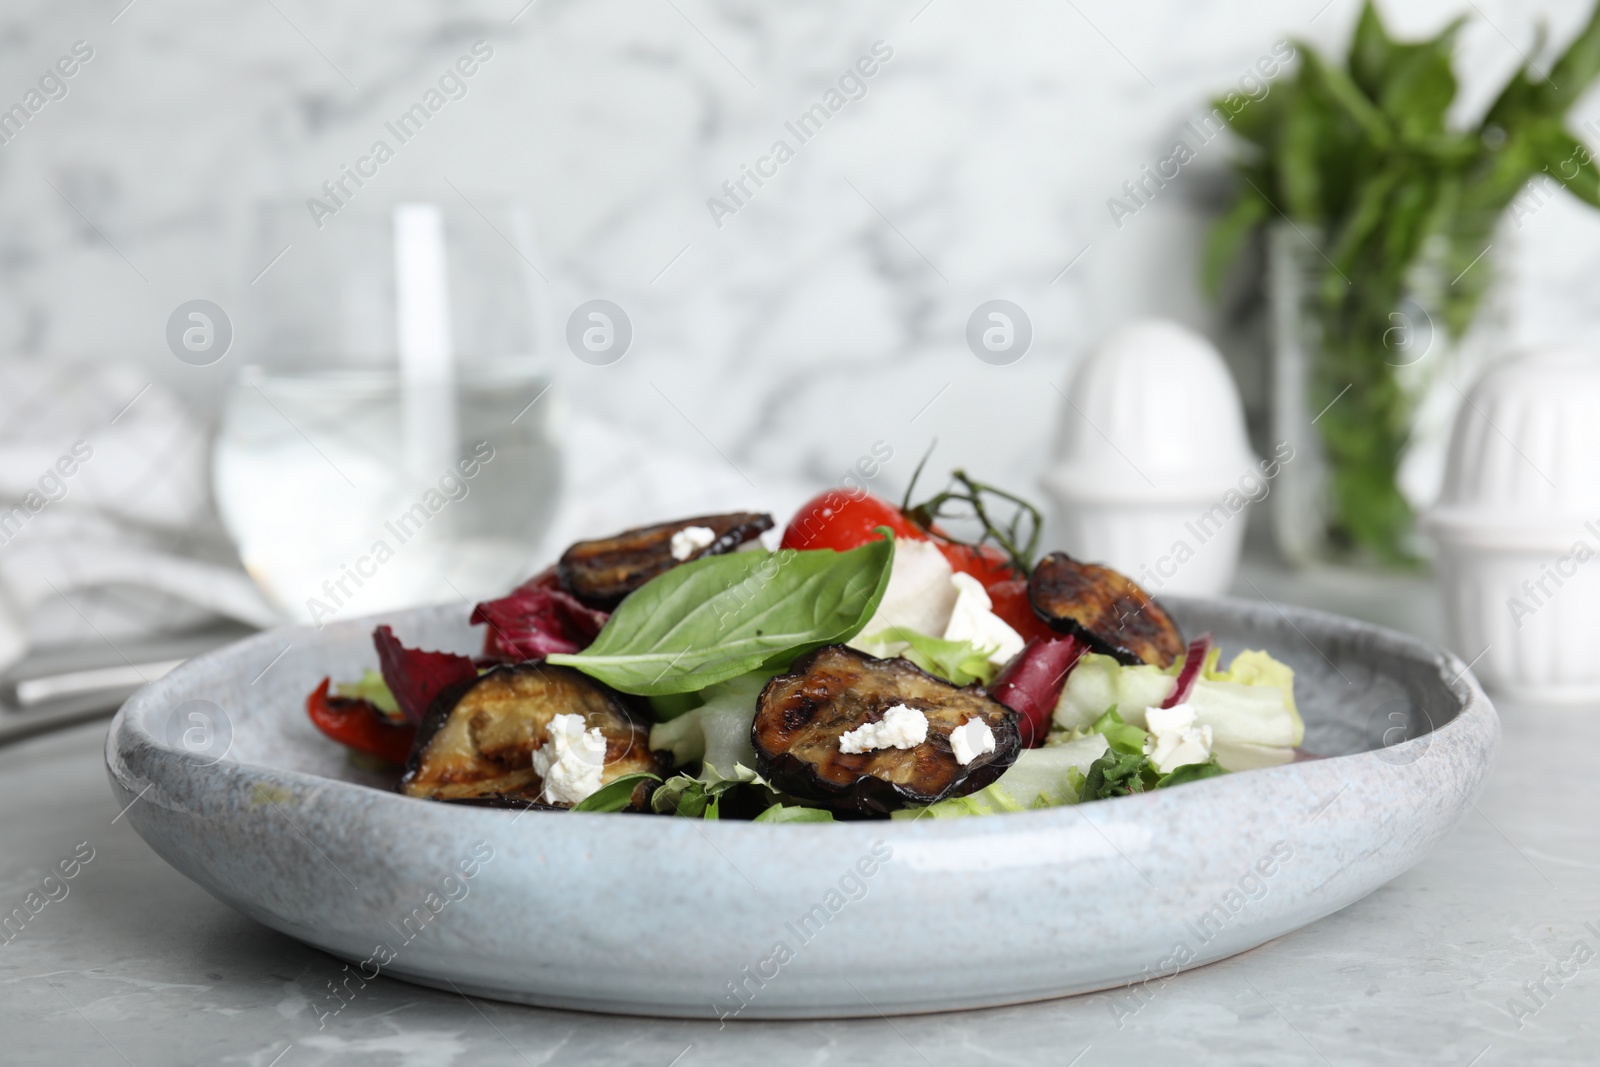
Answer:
[215,195,561,624]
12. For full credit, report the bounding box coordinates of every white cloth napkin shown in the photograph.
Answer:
[0,359,279,671]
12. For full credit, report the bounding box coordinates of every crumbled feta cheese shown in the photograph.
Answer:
[531,713,607,805]
[839,704,928,754]
[670,525,717,561]
[942,572,1026,667]
[1143,702,1213,773]
[949,716,997,765]
[849,540,960,650]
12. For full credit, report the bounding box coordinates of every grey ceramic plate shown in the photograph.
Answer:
[106,596,1496,1019]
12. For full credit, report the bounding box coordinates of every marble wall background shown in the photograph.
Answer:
[3,0,1600,545]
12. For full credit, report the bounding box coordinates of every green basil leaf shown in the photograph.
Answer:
[570,772,661,813]
[1275,86,1331,220]
[547,537,895,696]
[1300,48,1391,150]
[1377,19,1462,141]
[1544,3,1600,115]
[1348,0,1396,100]
[1154,760,1226,789]
[753,803,835,823]
[1531,122,1600,209]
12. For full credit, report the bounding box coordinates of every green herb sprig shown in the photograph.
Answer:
[1075,707,1225,801]
[1207,1,1600,563]
[901,455,1042,576]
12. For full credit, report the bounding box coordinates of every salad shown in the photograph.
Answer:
[307,469,1306,822]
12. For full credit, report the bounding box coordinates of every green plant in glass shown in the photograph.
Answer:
[1206,1,1600,564]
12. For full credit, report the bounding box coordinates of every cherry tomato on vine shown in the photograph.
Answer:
[780,492,923,553]
[938,542,1015,586]
[782,490,1024,585]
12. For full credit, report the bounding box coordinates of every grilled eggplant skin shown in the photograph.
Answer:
[752,645,1022,816]
[401,663,664,804]
[558,511,774,610]
[1027,551,1184,668]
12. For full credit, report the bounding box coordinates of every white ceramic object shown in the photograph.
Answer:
[1427,346,1600,703]
[106,598,1496,1018]
[1044,320,1262,596]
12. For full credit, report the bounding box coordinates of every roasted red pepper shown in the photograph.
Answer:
[306,678,417,765]
[990,635,1087,747]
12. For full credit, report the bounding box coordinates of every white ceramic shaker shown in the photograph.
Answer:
[1041,319,1263,596]
[1426,346,1600,703]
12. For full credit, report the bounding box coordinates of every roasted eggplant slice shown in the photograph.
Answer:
[1027,551,1184,668]
[401,663,664,805]
[751,645,1021,816]
[557,512,773,610]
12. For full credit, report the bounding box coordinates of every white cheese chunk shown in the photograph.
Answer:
[949,716,997,765]
[848,539,960,652]
[1143,701,1214,774]
[839,703,928,754]
[670,525,717,561]
[942,571,1026,667]
[531,713,607,805]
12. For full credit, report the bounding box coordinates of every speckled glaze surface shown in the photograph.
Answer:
[104,597,1497,1019]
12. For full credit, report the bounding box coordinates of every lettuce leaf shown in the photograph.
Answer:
[891,784,1028,819]
[1089,706,1148,755]
[1207,648,1299,717]
[855,626,997,686]
[754,803,834,823]
[1054,653,1175,731]
[1053,649,1304,771]
[647,670,775,777]
[891,735,1109,818]
[647,690,704,722]
[334,669,400,718]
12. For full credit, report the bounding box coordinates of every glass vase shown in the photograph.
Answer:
[1267,221,1510,568]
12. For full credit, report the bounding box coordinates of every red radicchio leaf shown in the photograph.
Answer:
[471,582,610,661]
[990,635,1087,748]
[1162,633,1214,709]
[373,625,478,726]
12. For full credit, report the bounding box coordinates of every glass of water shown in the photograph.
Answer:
[215,196,562,624]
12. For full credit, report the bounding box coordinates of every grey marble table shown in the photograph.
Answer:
[2,560,1598,1066]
